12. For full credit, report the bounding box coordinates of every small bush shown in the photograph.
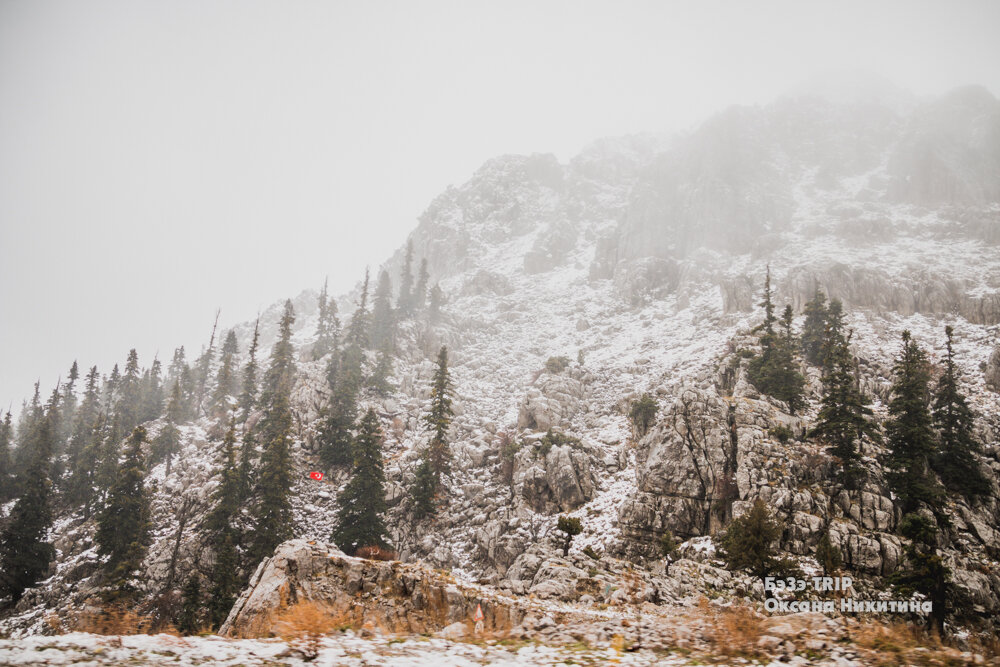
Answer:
[275,600,347,661]
[769,424,794,443]
[537,429,580,457]
[75,605,161,636]
[629,394,658,438]
[582,545,601,560]
[557,515,583,556]
[545,356,571,374]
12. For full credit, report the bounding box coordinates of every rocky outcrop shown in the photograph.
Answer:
[512,442,596,514]
[220,540,522,638]
[517,371,588,431]
[986,345,1000,391]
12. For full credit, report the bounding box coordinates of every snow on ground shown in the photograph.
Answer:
[0,631,691,666]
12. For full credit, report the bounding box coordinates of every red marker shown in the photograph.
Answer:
[309,471,324,481]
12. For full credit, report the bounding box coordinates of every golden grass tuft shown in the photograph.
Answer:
[274,599,351,661]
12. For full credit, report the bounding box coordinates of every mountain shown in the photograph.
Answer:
[2,79,999,663]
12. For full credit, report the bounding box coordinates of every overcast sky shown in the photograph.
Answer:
[1,0,998,412]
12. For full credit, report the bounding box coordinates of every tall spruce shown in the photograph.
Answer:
[0,411,13,502]
[193,311,220,416]
[95,426,151,601]
[884,331,943,513]
[931,326,989,499]
[397,240,415,315]
[424,346,453,479]
[117,349,142,435]
[65,366,102,509]
[370,270,396,353]
[0,399,57,602]
[153,382,184,475]
[313,279,339,360]
[211,330,240,416]
[206,419,242,628]
[332,408,389,554]
[413,259,429,312]
[811,330,877,488]
[140,357,164,423]
[238,317,261,421]
[249,301,297,565]
[890,513,949,634]
[800,286,828,365]
[428,283,442,322]
[747,268,806,412]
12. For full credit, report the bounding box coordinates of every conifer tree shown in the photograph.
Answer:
[370,270,396,353]
[96,426,151,601]
[890,513,949,634]
[237,429,257,502]
[0,411,13,502]
[117,349,142,435]
[332,409,389,555]
[59,361,80,446]
[318,282,368,468]
[800,286,828,365]
[0,401,56,602]
[811,331,877,488]
[397,240,415,315]
[819,300,847,375]
[428,283,442,322]
[238,318,261,421]
[193,312,220,416]
[177,575,203,634]
[414,259,429,312]
[211,330,240,416]
[884,331,943,513]
[140,357,164,423]
[249,301,297,565]
[206,419,242,628]
[815,530,842,576]
[313,279,340,360]
[931,326,990,499]
[424,346,453,480]
[411,459,437,518]
[747,269,805,413]
[717,499,794,577]
[65,366,102,509]
[556,515,583,556]
[153,382,184,475]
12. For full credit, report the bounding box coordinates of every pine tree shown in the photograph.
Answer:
[313,279,340,360]
[238,318,261,421]
[59,361,80,446]
[413,259,429,312]
[890,513,949,634]
[747,269,806,413]
[556,515,582,556]
[152,382,184,475]
[931,326,990,499]
[411,459,437,519]
[0,401,56,602]
[884,331,943,513]
[318,283,368,468]
[249,301,297,565]
[428,283,442,322]
[397,240,415,316]
[717,499,795,577]
[210,331,240,416]
[370,270,396,353]
[117,349,142,435]
[65,366,102,510]
[177,575,203,634]
[424,346,453,479]
[140,357,164,423]
[95,426,151,601]
[206,419,242,628]
[800,286,828,366]
[332,409,389,555]
[369,351,394,396]
[815,530,842,576]
[819,300,846,376]
[237,429,257,502]
[193,311,220,416]
[0,411,13,502]
[811,331,877,488]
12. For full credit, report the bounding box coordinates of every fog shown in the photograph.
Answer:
[1,0,998,411]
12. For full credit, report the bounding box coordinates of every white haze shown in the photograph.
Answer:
[1,0,999,411]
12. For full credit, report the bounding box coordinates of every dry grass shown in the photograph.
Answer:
[75,605,176,636]
[274,600,351,661]
[852,621,1000,667]
[708,604,765,659]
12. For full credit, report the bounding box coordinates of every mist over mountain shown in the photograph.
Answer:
[2,77,1000,664]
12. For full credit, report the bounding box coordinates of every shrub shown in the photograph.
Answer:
[557,515,583,556]
[545,356,571,374]
[582,545,601,561]
[275,600,349,661]
[537,429,580,457]
[717,499,797,578]
[769,425,794,444]
[629,394,658,438]
[815,530,842,576]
